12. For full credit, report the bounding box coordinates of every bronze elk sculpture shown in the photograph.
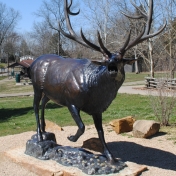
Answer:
[30,0,166,163]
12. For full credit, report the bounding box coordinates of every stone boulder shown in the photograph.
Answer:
[45,120,63,132]
[109,116,135,134]
[132,120,160,138]
[82,138,103,153]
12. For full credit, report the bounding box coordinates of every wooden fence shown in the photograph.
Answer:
[145,77,176,89]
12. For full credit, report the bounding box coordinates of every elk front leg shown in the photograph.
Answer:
[67,105,85,142]
[33,92,43,142]
[92,113,115,164]
[41,94,50,132]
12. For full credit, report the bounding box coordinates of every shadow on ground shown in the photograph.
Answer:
[108,141,176,171]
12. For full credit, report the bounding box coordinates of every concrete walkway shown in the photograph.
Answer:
[0,86,149,98]
[118,85,148,96]
[118,80,150,95]
[0,92,34,98]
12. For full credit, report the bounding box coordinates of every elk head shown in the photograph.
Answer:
[59,0,166,77]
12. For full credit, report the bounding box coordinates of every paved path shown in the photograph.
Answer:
[0,86,148,98]
[0,86,149,98]
[0,92,34,98]
[0,78,163,98]
[118,85,148,95]
[0,77,156,98]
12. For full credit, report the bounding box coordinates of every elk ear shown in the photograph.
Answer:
[123,58,138,65]
[91,60,108,66]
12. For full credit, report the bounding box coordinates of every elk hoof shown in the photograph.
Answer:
[110,158,119,165]
[41,125,46,132]
[67,135,77,142]
[41,129,46,133]
[38,137,43,142]
[104,152,117,164]
[37,135,43,142]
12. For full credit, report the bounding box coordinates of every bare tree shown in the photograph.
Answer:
[31,21,54,56]
[159,0,176,78]
[35,0,79,55]
[82,0,116,44]
[122,0,167,76]
[0,2,21,47]
[19,39,30,57]
[19,32,36,57]
[2,32,20,75]
[80,0,121,59]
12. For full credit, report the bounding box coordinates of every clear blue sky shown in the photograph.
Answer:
[1,0,43,33]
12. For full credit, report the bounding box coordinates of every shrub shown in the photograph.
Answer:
[148,78,176,126]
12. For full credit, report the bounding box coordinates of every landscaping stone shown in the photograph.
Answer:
[132,120,160,138]
[6,147,147,176]
[45,120,63,132]
[109,116,135,134]
[82,138,103,153]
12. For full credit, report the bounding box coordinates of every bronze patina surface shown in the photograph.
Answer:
[29,0,166,169]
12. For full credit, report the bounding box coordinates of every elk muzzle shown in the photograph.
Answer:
[108,61,118,78]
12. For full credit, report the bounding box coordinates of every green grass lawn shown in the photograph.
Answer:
[0,78,33,93]
[0,76,6,81]
[0,72,176,143]
[124,72,149,82]
[0,63,7,68]
[124,72,173,83]
[0,93,176,137]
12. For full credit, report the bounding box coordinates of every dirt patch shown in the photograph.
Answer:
[0,125,176,175]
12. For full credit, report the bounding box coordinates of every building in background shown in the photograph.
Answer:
[8,55,34,78]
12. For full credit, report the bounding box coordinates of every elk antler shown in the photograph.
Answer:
[120,0,166,56]
[59,0,112,57]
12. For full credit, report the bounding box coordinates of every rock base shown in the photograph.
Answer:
[5,147,147,176]
[25,132,126,175]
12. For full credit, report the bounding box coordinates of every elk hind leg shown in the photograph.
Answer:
[41,94,50,132]
[67,105,85,142]
[33,91,43,141]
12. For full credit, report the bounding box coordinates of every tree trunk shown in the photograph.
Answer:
[169,35,174,79]
[149,39,154,78]
[7,54,9,77]
[151,60,154,78]
[170,70,174,79]
[134,47,139,74]
[58,30,60,55]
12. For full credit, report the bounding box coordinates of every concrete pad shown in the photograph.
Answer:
[4,147,147,176]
